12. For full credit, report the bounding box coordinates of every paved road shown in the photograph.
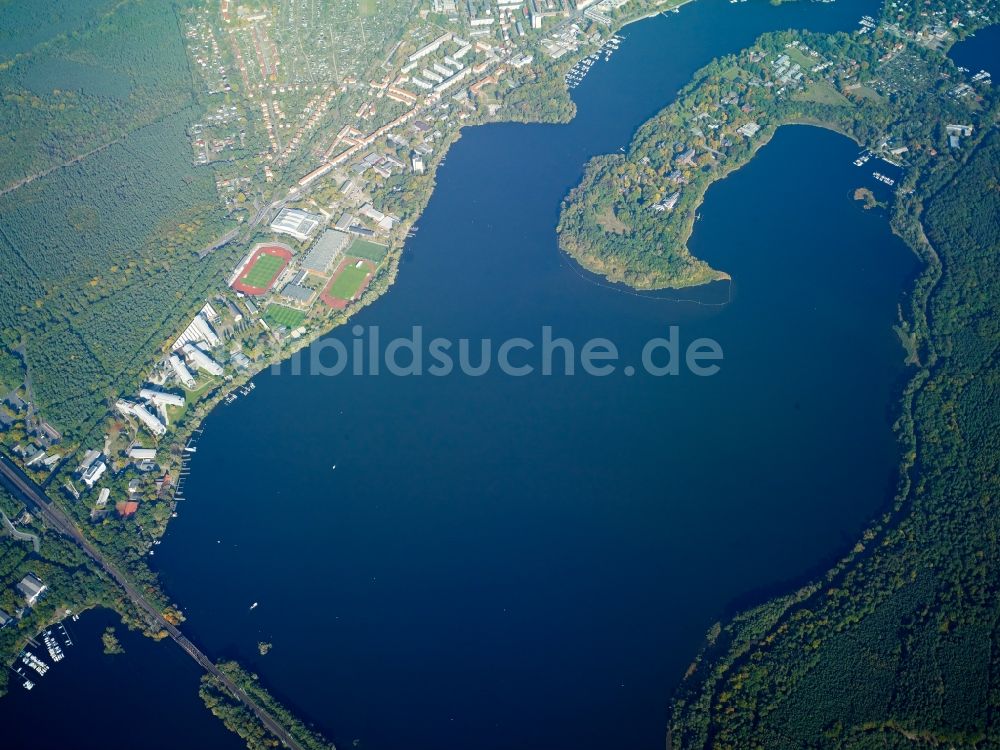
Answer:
[0,455,309,750]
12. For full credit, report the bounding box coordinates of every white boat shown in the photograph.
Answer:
[250,602,258,610]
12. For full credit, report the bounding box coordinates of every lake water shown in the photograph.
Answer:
[0,609,245,750]
[948,22,1000,74]
[4,0,920,747]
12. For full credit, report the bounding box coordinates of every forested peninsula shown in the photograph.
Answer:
[558,21,991,290]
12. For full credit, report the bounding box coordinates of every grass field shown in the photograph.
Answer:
[784,45,818,69]
[847,84,887,104]
[327,262,370,300]
[242,254,286,288]
[347,238,388,262]
[264,304,306,329]
[794,80,852,107]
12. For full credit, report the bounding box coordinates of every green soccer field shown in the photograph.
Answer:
[242,254,285,288]
[327,260,371,300]
[263,304,305,328]
[347,238,388,262]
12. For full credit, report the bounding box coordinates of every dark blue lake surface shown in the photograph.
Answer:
[153,2,916,748]
[3,0,919,748]
[949,23,1000,74]
[1,609,244,750]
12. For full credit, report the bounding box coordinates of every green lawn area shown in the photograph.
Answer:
[347,238,388,262]
[264,304,305,328]
[794,80,852,107]
[327,260,371,300]
[183,375,221,402]
[718,64,744,81]
[847,84,886,104]
[242,254,285,288]
[784,45,818,69]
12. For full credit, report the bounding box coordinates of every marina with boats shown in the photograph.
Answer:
[564,35,624,90]
[7,622,75,692]
[852,148,903,191]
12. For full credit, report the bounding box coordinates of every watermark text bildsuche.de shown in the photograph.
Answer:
[273,325,723,378]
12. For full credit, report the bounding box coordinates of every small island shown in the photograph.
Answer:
[102,627,124,656]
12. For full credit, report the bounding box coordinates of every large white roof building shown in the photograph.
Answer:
[81,460,106,488]
[139,388,185,409]
[302,229,350,274]
[131,404,167,437]
[173,313,220,351]
[182,344,224,376]
[270,208,323,242]
[169,354,196,389]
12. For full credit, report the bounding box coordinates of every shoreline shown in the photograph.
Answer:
[0,0,919,744]
[149,0,706,543]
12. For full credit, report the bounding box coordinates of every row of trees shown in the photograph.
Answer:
[200,662,337,750]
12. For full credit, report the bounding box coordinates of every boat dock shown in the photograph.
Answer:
[564,35,623,90]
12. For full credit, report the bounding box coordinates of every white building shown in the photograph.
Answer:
[96,488,110,509]
[17,574,47,606]
[78,449,101,473]
[359,203,387,223]
[173,312,220,351]
[434,67,470,94]
[269,208,323,242]
[200,302,221,323]
[82,460,106,488]
[182,344,224,376]
[169,354,196,389]
[128,447,157,460]
[139,388,186,409]
[407,32,453,63]
[131,404,167,437]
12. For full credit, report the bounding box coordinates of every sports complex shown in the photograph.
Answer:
[320,256,377,309]
[230,243,293,295]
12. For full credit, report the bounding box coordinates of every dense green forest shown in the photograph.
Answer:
[0,0,196,189]
[0,0,253,436]
[0,0,119,59]
[0,105,234,434]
